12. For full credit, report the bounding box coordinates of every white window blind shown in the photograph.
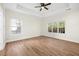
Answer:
[10,18,21,34]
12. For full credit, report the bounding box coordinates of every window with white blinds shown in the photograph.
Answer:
[10,18,21,34]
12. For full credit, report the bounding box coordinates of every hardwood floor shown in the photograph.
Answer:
[0,49,6,56]
[0,36,79,56]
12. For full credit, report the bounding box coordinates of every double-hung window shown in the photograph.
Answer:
[10,18,21,34]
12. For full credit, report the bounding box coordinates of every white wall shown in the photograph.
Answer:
[0,4,5,50]
[5,4,79,44]
[42,9,79,43]
[5,9,41,42]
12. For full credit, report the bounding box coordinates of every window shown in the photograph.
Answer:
[10,18,21,34]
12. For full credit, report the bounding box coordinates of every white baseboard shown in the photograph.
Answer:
[0,43,5,51]
[6,35,41,43]
[6,35,79,44]
[44,35,79,44]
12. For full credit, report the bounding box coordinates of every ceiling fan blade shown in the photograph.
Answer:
[35,6,41,8]
[40,8,42,11]
[44,7,48,10]
[45,3,51,6]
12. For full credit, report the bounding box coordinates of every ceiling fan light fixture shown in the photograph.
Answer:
[41,7,44,9]
[35,3,51,11]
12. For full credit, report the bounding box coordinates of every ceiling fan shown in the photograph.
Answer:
[35,3,51,11]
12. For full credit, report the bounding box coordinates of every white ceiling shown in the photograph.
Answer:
[3,3,79,17]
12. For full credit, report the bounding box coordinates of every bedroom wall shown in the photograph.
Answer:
[0,4,5,50]
[42,9,79,43]
[5,4,79,43]
[5,9,41,42]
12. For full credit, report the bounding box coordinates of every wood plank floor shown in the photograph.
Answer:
[0,36,79,56]
[0,49,6,56]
